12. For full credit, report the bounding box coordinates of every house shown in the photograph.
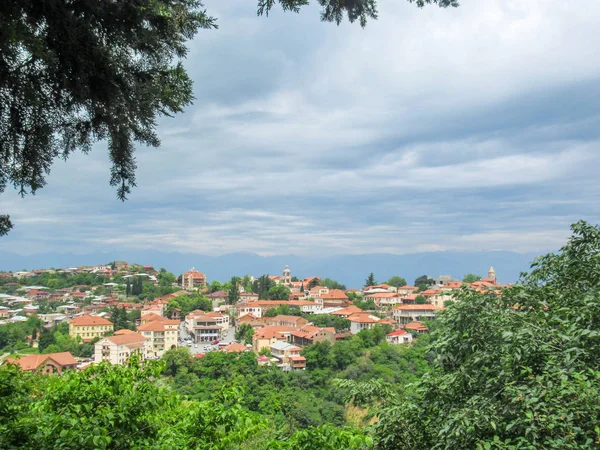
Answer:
[236,313,266,329]
[364,292,404,307]
[257,354,271,366]
[264,315,308,328]
[4,352,78,374]
[393,304,444,325]
[386,329,413,345]
[222,342,248,353]
[290,325,336,347]
[240,292,259,302]
[141,304,164,317]
[236,300,321,318]
[186,310,230,343]
[429,291,455,308]
[331,305,364,318]
[207,291,228,308]
[69,315,114,342]
[396,286,418,296]
[252,326,295,352]
[347,313,395,334]
[348,313,382,334]
[181,268,207,290]
[94,330,147,365]
[315,289,350,308]
[136,316,179,357]
[405,321,429,333]
[308,286,329,298]
[269,341,306,371]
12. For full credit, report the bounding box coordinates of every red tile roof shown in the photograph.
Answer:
[70,316,113,326]
[104,332,146,346]
[4,352,78,371]
[394,304,444,311]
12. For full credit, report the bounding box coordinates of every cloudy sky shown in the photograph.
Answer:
[3,0,600,257]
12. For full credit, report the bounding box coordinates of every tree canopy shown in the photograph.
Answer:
[371,220,600,449]
[386,276,407,288]
[462,273,482,283]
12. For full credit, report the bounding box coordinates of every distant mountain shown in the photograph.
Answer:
[0,249,540,288]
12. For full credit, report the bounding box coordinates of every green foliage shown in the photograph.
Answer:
[364,273,377,287]
[462,273,482,283]
[386,276,407,287]
[414,294,427,304]
[110,306,134,331]
[235,323,255,345]
[171,294,212,315]
[307,314,350,332]
[321,278,347,291]
[374,221,600,450]
[268,285,291,300]
[353,298,377,310]
[264,304,301,317]
[414,275,434,292]
[228,277,241,304]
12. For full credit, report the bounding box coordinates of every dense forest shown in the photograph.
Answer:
[1,221,600,449]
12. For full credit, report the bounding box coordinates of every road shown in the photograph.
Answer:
[178,321,235,354]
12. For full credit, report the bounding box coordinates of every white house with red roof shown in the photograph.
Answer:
[386,329,413,345]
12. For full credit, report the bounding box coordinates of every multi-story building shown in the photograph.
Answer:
[386,329,414,345]
[264,315,308,328]
[69,315,113,342]
[252,326,295,352]
[269,341,306,371]
[348,313,395,334]
[185,310,230,343]
[290,325,336,347]
[94,330,147,365]
[181,268,207,290]
[392,304,444,325]
[136,316,179,357]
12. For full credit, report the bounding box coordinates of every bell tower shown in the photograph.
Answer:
[488,266,496,282]
[283,265,292,286]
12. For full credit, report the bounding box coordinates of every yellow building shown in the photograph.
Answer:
[69,315,114,342]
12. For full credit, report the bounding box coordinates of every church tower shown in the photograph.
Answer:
[283,265,292,287]
[488,266,496,282]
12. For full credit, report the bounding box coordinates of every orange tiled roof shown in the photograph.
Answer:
[394,304,444,311]
[105,332,146,345]
[348,313,380,323]
[70,316,112,326]
[331,305,364,316]
[254,326,295,339]
[223,342,247,353]
[5,352,77,371]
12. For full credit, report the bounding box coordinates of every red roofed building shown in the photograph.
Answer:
[252,326,295,352]
[348,313,390,334]
[405,321,429,333]
[94,332,147,365]
[69,315,114,342]
[181,268,207,290]
[4,352,78,374]
[393,304,444,325]
[137,315,180,357]
[222,342,248,353]
[290,325,336,347]
[315,289,351,308]
[386,329,413,345]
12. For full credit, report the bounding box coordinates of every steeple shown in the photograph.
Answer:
[488,266,496,280]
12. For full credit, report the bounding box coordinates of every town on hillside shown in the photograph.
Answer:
[0,262,509,373]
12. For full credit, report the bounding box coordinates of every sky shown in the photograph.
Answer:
[3,0,600,257]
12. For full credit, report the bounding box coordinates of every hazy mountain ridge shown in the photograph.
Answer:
[0,250,539,287]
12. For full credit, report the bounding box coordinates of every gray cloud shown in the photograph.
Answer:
[2,0,600,258]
